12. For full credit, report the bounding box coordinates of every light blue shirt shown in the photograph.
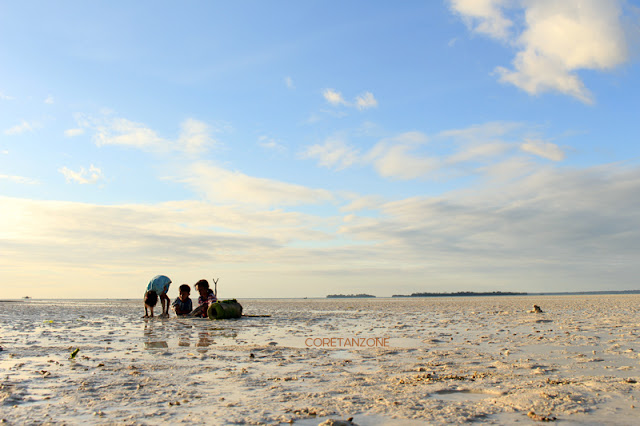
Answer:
[146,275,171,295]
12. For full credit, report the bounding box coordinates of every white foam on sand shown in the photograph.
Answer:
[1,295,639,424]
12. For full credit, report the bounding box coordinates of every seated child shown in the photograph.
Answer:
[190,279,217,317]
[144,275,171,318]
[172,284,193,316]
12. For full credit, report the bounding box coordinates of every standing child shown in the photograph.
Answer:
[172,284,193,316]
[143,275,171,318]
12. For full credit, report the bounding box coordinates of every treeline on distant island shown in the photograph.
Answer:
[392,291,527,298]
[326,294,376,298]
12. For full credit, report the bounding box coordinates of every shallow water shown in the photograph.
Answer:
[1,296,639,424]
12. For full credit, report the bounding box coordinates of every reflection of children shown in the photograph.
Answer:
[172,284,193,316]
[191,279,217,318]
[144,275,171,318]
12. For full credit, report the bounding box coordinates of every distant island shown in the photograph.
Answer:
[392,291,527,298]
[327,294,376,298]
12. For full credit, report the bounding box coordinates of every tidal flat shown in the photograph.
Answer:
[1,296,639,424]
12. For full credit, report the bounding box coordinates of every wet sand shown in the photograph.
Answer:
[1,296,639,424]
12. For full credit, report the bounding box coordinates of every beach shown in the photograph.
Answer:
[1,295,639,425]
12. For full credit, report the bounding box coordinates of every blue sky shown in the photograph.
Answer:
[1,0,639,299]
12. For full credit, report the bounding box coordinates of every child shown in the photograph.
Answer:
[190,279,217,317]
[143,275,171,318]
[172,284,193,316]
[143,290,158,318]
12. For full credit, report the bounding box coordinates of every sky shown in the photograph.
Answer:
[1,0,640,299]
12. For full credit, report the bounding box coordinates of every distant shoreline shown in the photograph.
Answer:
[392,290,640,298]
[325,289,640,299]
[326,294,376,298]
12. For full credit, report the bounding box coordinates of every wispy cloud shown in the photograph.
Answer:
[301,136,360,170]
[59,165,105,184]
[449,0,513,40]
[0,91,15,101]
[94,117,168,150]
[177,118,215,154]
[258,135,287,153]
[0,174,39,185]
[285,76,295,89]
[323,89,378,110]
[177,162,335,207]
[4,120,39,135]
[323,89,349,106]
[75,113,218,155]
[44,95,54,104]
[64,128,85,137]
[520,139,564,161]
[355,92,378,110]
[303,122,564,181]
[451,0,629,103]
[366,132,436,180]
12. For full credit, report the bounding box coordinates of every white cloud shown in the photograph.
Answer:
[341,195,386,213]
[355,92,378,110]
[303,122,566,181]
[258,136,286,152]
[447,141,511,164]
[179,162,334,207]
[0,91,15,101]
[302,131,436,180]
[366,132,436,180]
[177,118,215,154]
[77,114,217,154]
[323,88,378,110]
[0,174,39,185]
[520,139,564,161]
[452,0,629,103]
[449,0,513,40]
[323,88,348,106]
[64,128,85,137]
[4,120,38,135]
[301,137,360,170]
[44,95,54,104]
[439,121,521,141]
[285,76,295,89]
[94,117,168,150]
[59,165,105,185]
[440,121,521,165]
[369,143,438,180]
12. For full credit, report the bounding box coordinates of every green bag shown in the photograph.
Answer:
[207,299,243,320]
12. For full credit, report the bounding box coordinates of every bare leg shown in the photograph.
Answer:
[160,294,170,318]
